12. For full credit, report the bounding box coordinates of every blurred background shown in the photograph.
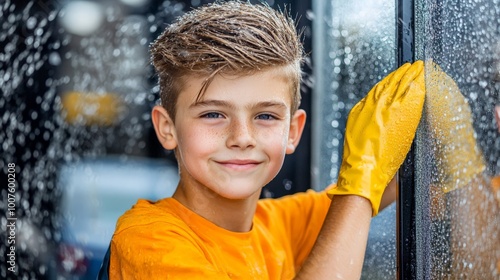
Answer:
[0,0,498,279]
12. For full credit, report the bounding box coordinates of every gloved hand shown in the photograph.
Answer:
[328,61,425,216]
[425,61,486,193]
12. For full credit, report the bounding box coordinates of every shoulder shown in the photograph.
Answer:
[256,187,332,215]
[112,198,204,256]
[113,198,194,240]
[109,198,225,279]
[254,187,332,232]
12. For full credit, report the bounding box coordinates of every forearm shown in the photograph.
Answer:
[379,176,397,211]
[295,195,372,280]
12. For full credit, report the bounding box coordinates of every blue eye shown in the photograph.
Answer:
[201,112,223,118]
[256,114,276,120]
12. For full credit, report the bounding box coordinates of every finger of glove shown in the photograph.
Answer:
[354,63,413,133]
[378,96,424,177]
[344,97,370,137]
[393,60,424,102]
[371,63,412,101]
[377,63,425,177]
[396,64,425,115]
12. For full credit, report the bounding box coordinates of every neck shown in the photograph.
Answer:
[172,182,260,232]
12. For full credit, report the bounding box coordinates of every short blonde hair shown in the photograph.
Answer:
[150,0,304,121]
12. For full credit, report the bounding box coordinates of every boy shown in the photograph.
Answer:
[109,1,425,279]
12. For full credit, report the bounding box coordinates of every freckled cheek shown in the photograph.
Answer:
[178,128,222,156]
[260,129,288,175]
[257,127,289,154]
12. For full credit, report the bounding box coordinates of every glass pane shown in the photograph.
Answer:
[415,0,500,278]
[312,0,397,278]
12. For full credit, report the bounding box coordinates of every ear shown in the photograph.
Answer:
[151,105,178,150]
[286,109,307,154]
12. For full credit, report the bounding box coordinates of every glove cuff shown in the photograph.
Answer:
[327,168,388,216]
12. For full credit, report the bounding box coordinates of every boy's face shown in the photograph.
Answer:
[152,67,306,200]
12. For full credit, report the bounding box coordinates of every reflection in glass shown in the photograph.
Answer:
[416,0,500,278]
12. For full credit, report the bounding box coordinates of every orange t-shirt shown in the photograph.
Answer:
[110,188,332,279]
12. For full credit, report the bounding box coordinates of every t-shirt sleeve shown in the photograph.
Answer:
[255,184,335,269]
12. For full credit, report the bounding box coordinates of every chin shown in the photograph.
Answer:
[215,183,263,200]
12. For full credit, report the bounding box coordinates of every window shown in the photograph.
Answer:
[313,0,500,278]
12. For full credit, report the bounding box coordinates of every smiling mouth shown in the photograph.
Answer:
[216,160,261,171]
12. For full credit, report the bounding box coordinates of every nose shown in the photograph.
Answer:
[226,118,256,149]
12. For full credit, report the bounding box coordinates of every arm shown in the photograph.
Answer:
[295,195,372,280]
[295,183,397,280]
[296,61,426,279]
[380,176,397,211]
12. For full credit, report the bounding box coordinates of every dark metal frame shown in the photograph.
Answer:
[396,0,417,279]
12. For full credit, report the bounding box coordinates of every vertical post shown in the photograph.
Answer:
[396,0,416,279]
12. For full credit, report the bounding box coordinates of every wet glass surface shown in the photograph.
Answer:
[314,0,499,278]
[415,0,500,278]
[312,0,397,278]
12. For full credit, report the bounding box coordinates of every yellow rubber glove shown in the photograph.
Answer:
[327,61,425,216]
[425,62,486,193]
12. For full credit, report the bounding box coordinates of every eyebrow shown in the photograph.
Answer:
[190,99,234,109]
[190,100,288,111]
